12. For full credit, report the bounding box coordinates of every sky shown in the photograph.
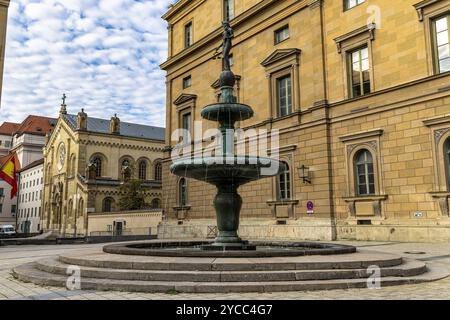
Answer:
[0,0,171,127]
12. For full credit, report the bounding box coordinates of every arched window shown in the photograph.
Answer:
[355,149,375,196]
[138,160,147,180]
[154,162,162,181]
[71,155,76,177]
[278,161,291,200]
[92,157,102,177]
[103,197,114,212]
[121,159,131,180]
[445,138,450,190]
[179,178,187,206]
[78,198,84,218]
[151,198,161,209]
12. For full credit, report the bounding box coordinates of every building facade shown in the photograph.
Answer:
[41,104,165,237]
[160,0,450,242]
[0,116,55,228]
[17,159,44,234]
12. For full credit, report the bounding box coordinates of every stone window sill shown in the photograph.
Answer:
[173,206,191,211]
[343,195,388,202]
[267,200,299,206]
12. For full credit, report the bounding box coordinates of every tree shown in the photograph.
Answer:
[118,179,147,211]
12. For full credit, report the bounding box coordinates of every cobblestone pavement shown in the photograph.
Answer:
[2,241,450,300]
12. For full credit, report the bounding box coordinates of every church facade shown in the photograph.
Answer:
[41,102,165,236]
[160,0,450,242]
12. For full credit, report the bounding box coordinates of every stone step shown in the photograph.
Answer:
[12,262,450,293]
[58,249,404,271]
[35,257,427,282]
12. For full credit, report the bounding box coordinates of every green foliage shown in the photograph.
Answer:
[118,179,147,211]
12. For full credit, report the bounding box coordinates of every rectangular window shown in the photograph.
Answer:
[11,205,16,214]
[275,25,290,44]
[348,46,371,98]
[185,22,193,48]
[223,0,234,21]
[182,113,191,143]
[4,140,11,148]
[433,15,450,74]
[0,203,2,213]
[277,75,292,117]
[183,75,192,89]
[344,0,365,10]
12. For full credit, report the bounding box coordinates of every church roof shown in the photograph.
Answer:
[62,114,165,141]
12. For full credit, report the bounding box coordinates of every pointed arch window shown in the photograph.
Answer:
[138,161,147,180]
[154,162,162,181]
[92,157,102,177]
[355,149,375,196]
[103,197,113,213]
[151,198,161,209]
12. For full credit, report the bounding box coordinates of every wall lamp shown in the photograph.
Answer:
[298,165,311,184]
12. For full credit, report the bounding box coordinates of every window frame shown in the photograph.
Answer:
[154,162,162,181]
[182,75,192,89]
[344,0,365,11]
[354,149,376,196]
[184,21,193,48]
[445,137,450,190]
[276,74,293,117]
[274,25,290,45]
[138,160,147,180]
[277,161,291,201]
[347,45,371,98]
[179,178,188,207]
[431,13,450,74]
[92,157,102,178]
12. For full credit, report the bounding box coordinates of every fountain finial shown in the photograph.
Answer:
[217,21,235,89]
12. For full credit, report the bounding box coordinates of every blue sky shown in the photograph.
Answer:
[0,0,170,127]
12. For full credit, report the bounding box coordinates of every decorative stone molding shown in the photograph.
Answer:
[430,192,450,217]
[267,200,299,219]
[334,23,376,53]
[339,129,384,143]
[413,0,441,21]
[173,93,197,106]
[261,48,301,68]
[343,195,388,219]
[308,0,323,10]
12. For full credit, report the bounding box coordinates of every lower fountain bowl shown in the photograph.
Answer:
[103,241,357,258]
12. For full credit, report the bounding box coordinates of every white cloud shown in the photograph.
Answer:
[0,0,169,128]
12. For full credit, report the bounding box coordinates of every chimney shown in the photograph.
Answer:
[110,114,120,134]
[77,108,87,131]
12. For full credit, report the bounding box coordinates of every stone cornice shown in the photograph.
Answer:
[413,0,441,21]
[339,129,384,142]
[173,93,197,106]
[80,139,164,152]
[161,0,298,71]
[423,114,450,127]
[0,0,10,8]
[261,48,301,67]
[334,23,376,53]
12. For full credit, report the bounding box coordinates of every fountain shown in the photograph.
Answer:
[13,23,444,294]
[170,21,285,250]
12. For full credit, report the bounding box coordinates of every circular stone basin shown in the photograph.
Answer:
[103,241,356,258]
[201,103,254,122]
[170,156,286,186]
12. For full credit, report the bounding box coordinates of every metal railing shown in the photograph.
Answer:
[89,227,153,237]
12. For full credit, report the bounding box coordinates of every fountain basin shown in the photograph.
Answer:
[103,241,357,258]
[170,156,286,187]
[201,102,254,122]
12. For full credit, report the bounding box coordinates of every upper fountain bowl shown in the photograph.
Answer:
[170,156,286,187]
[201,103,254,122]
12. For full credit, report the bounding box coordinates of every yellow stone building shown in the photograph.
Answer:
[42,102,165,236]
[160,0,450,242]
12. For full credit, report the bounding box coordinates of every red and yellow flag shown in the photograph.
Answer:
[0,153,20,199]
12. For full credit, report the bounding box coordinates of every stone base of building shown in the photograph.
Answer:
[336,219,450,242]
[157,218,336,241]
[158,218,450,243]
